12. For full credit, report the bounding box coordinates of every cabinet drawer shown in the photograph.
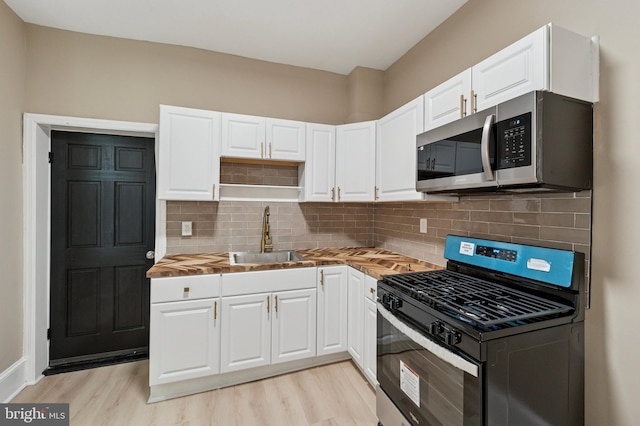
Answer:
[222,267,316,296]
[151,274,221,303]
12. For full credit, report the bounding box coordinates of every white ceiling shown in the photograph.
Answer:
[4,0,467,75]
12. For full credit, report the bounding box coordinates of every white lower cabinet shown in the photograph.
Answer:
[271,289,317,364]
[347,269,378,386]
[149,266,382,399]
[220,289,316,372]
[347,268,365,368]
[363,275,378,386]
[220,293,271,373]
[219,268,317,374]
[149,298,220,386]
[317,266,348,356]
[149,274,221,386]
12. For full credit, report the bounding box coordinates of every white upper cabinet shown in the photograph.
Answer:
[376,96,425,202]
[221,113,305,161]
[335,121,376,202]
[471,26,547,113]
[157,105,220,200]
[423,23,598,132]
[302,124,336,202]
[268,118,307,161]
[424,70,472,130]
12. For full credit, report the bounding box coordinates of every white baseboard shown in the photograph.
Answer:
[0,357,27,403]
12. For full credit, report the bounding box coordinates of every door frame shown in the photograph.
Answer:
[22,113,165,383]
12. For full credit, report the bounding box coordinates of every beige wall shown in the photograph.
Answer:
[0,1,25,373]
[24,25,351,125]
[385,0,640,424]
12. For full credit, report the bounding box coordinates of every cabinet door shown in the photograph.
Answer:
[471,26,547,112]
[220,293,271,373]
[303,124,336,202]
[272,289,317,364]
[221,113,266,159]
[336,121,376,202]
[364,297,378,386]
[317,266,348,356]
[424,70,472,131]
[158,105,220,200]
[267,118,306,161]
[376,96,425,202]
[149,298,220,385]
[347,268,365,368]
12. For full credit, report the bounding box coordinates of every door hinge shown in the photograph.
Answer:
[47,328,51,340]
[48,152,53,163]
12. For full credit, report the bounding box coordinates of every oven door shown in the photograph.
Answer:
[377,304,483,426]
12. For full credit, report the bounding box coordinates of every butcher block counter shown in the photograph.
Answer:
[146,247,441,280]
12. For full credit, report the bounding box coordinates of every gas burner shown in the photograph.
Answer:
[382,270,573,327]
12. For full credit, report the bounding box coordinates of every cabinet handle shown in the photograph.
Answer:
[269,142,272,158]
[338,187,341,201]
[471,90,477,113]
[374,186,379,200]
[212,183,216,200]
[261,142,264,158]
[320,269,324,286]
[267,295,270,314]
[460,94,466,117]
[214,300,217,320]
[183,287,190,294]
[331,187,335,202]
[370,288,376,294]
[275,295,278,313]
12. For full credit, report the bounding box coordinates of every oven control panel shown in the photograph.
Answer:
[475,245,517,262]
[444,235,579,289]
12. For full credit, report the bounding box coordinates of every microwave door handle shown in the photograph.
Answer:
[481,114,496,181]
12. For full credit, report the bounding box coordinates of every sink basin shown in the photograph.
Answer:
[229,250,307,265]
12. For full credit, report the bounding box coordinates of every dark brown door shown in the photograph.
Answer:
[49,131,156,365]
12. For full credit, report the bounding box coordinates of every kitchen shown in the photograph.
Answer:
[1,0,639,425]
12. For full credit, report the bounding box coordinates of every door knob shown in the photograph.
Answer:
[145,250,155,260]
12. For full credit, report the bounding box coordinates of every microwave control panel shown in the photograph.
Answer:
[497,112,532,169]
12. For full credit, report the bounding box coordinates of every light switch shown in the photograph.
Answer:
[181,221,193,236]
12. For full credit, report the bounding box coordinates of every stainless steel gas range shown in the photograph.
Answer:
[376,235,585,426]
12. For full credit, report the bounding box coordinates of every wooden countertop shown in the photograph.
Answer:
[146,247,442,280]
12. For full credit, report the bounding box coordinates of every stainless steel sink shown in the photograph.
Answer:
[229,250,307,265]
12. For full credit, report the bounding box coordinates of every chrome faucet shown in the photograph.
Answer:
[261,205,273,253]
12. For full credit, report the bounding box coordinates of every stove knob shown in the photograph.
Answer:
[391,297,403,310]
[445,329,462,346]
[429,321,444,335]
[381,293,391,306]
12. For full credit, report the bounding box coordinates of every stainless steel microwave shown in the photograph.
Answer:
[416,91,593,194]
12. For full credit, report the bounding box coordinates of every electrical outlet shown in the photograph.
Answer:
[419,218,427,234]
[181,221,193,237]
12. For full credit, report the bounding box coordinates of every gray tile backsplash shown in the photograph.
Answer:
[166,191,591,275]
[167,162,590,270]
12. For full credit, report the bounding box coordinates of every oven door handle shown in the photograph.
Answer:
[377,303,479,377]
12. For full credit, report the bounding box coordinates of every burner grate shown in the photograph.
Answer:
[382,270,573,327]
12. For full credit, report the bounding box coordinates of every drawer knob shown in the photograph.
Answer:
[184,287,190,293]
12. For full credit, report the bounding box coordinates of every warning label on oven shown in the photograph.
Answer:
[400,360,420,407]
[459,241,475,256]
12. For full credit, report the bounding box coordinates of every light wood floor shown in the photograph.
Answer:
[12,360,377,426]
